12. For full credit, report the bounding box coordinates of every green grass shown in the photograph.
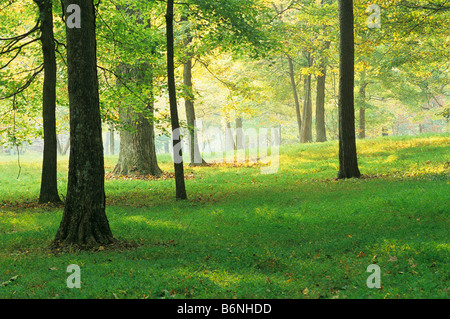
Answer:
[0,133,449,299]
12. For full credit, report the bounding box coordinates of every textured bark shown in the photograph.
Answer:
[54,0,114,247]
[287,55,302,143]
[337,0,361,179]
[35,0,61,204]
[166,0,187,200]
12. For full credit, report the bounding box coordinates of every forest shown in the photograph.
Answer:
[0,0,448,302]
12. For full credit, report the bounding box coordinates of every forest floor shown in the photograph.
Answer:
[0,133,448,299]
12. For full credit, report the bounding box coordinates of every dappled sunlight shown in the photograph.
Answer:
[0,135,448,298]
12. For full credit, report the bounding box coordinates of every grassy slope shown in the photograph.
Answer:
[0,133,448,299]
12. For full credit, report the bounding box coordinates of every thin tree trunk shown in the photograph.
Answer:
[109,123,115,155]
[235,117,244,149]
[181,14,206,166]
[301,52,313,143]
[287,55,302,143]
[166,0,187,200]
[315,40,330,143]
[358,75,368,139]
[35,0,61,204]
[54,0,114,247]
[337,0,361,179]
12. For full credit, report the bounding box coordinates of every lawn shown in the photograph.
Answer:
[0,133,448,299]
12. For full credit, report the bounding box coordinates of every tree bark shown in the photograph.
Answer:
[109,123,115,155]
[315,40,330,143]
[181,14,206,166]
[337,0,361,179]
[54,0,114,247]
[287,55,302,143]
[235,117,244,150]
[315,68,327,142]
[358,74,368,139]
[301,52,313,143]
[35,0,61,204]
[166,0,187,200]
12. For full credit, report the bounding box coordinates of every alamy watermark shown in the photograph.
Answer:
[366,264,381,289]
[66,264,81,289]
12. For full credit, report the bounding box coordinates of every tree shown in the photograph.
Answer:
[337,0,361,179]
[300,51,313,143]
[166,0,187,200]
[53,0,115,247]
[110,4,162,177]
[181,13,207,166]
[112,61,162,177]
[35,0,61,204]
[0,1,62,203]
[287,54,302,142]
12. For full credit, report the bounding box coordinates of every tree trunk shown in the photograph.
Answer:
[287,55,302,143]
[358,75,368,139]
[181,15,206,166]
[315,40,330,143]
[35,0,61,204]
[166,0,187,200]
[337,0,361,179]
[54,0,114,247]
[301,52,313,143]
[235,117,244,150]
[113,100,162,176]
[113,62,161,176]
[315,68,327,142]
[109,123,115,155]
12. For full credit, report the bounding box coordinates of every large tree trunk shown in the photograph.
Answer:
[35,0,61,204]
[166,0,187,200]
[337,0,361,179]
[113,101,161,176]
[287,55,302,143]
[301,52,313,143]
[54,0,114,247]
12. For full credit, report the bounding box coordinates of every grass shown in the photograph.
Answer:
[0,133,448,299]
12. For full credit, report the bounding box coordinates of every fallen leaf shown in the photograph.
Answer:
[389,256,398,262]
